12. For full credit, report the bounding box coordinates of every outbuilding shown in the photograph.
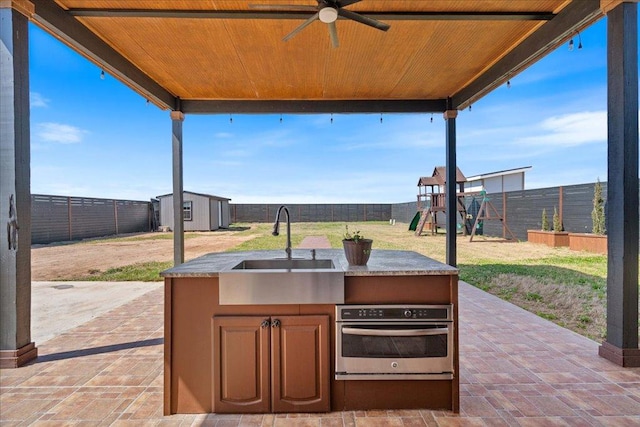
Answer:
[464,166,532,193]
[157,191,230,231]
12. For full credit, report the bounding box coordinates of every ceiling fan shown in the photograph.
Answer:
[249,0,390,48]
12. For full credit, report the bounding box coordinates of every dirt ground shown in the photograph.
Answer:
[31,223,594,281]
[31,230,254,280]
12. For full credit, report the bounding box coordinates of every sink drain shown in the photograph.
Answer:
[52,284,74,290]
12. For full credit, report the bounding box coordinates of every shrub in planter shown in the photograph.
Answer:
[569,179,607,254]
[527,207,569,247]
[591,178,605,235]
[553,206,563,232]
[541,208,549,231]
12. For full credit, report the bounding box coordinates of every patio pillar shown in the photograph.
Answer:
[599,1,640,367]
[444,108,458,267]
[0,1,37,368]
[171,110,185,266]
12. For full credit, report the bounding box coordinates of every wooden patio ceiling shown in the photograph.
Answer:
[31,1,614,113]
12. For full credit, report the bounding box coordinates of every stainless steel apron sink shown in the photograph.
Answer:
[218,257,344,305]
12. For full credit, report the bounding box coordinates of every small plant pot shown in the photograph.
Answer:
[342,239,373,266]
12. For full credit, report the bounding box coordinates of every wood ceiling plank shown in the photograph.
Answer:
[78,17,255,99]
[225,20,329,99]
[47,0,593,107]
[393,21,540,99]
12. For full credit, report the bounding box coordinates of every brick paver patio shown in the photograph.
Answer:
[1,281,639,426]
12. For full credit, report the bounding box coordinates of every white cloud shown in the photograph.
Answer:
[36,122,88,144]
[515,111,606,147]
[214,132,233,138]
[30,92,50,108]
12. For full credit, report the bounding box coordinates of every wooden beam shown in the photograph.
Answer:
[181,99,447,114]
[451,0,603,110]
[67,9,555,21]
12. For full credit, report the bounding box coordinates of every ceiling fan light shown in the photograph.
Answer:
[319,6,338,23]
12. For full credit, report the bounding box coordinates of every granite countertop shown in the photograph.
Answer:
[161,249,457,278]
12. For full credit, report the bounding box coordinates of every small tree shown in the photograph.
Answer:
[592,178,606,235]
[553,206,563,232]
[541,208,549,231]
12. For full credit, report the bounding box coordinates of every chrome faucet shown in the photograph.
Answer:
[272,205,292,260]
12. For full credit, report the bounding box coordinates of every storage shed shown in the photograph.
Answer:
[157,191,230,231]
[464,166,532,193]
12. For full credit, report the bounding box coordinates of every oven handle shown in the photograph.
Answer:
[341,326,449,337]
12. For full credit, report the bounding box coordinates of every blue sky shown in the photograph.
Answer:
[29,17,622,204]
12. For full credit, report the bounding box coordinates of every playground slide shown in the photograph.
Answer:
[408,211,421,231]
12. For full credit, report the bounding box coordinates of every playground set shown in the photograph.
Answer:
[409,166,516,241]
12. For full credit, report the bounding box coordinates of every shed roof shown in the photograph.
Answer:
[465,166,532,181]
[157,191,231,201]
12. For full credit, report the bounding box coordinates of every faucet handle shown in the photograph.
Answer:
[311,249,316,260]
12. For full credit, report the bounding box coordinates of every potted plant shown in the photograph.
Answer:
[569,179,607,254]
[342,225,373,266]
[527,207,569,247]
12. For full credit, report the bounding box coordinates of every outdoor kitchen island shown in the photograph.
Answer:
[161,249,459,415]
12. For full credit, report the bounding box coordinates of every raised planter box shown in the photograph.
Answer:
[527,230,569,247]
[569,233,607,254]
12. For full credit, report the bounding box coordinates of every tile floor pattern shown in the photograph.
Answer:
[1,282,640,426]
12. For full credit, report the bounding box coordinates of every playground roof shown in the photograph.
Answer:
[30,0,608,113]
[418,166,467,187]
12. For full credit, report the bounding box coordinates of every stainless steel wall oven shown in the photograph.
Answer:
[336,304,454,380]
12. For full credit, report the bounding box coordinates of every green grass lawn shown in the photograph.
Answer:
[62,221,631,342]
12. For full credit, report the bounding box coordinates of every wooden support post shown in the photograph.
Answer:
[67,196,72,240]
[0,1,37,368]
[113,199,119,235]
[600,1,640,367]
[171,110,185,266]
[502,192,507,239]
[558,186,564,229]
[444,108,458,267]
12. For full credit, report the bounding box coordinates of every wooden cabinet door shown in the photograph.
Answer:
[212,316,270,413]
[271,315,330,413]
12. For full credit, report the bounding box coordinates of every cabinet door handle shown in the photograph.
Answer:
[260,319,270,328]
[271,319,281,328]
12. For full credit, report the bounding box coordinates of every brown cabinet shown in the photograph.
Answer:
[213,315,330,413]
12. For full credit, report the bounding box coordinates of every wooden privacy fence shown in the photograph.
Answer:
[479,183,607,241]
[31,194,152,244]
[230,203,392,223]
[30,181,628,244]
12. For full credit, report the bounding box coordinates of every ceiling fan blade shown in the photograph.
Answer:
[338,9,390,31]
[336,0,361,7]
[328,21,339,48]
[283,12,320,42]
[248,4,317,11]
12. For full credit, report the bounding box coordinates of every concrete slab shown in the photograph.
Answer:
[31,281,163,344]
[297,236,332,248]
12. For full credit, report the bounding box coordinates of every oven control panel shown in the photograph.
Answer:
[337,305,452,321]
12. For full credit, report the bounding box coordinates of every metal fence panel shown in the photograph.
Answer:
[117,200,152,234]
[481,183,610,241]
[32,181,628,245]
[230,203,392,223]
[31,195,71,244]
[31,194,151,244]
